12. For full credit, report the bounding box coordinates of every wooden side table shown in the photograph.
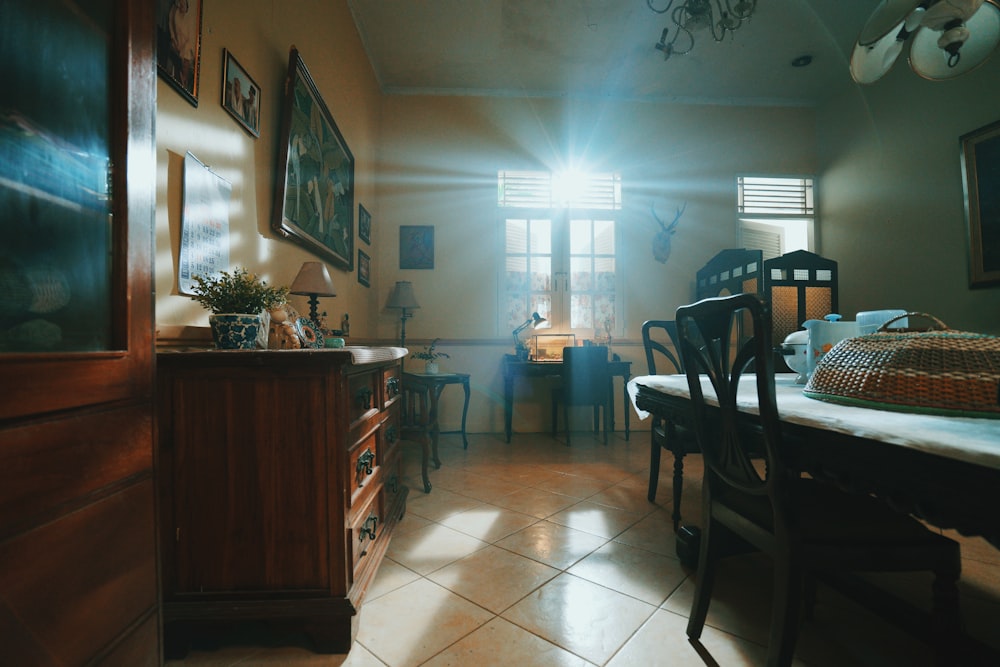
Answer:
[400,372,471,493]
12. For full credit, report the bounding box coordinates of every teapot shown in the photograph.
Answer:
[802,314,859,378]
[780,329,810,384]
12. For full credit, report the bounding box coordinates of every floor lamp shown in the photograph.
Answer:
[386,281,420,348]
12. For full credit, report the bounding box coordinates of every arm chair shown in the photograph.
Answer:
[551,345,610,446]
[641,320,700,530]
[676,294,961,667]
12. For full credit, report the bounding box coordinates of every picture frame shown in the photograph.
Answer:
[400,225,434,269]
[358,204,372,245]
[358,249,371,287]
[221,49,260,137]
[961,119,1000,288]
[156,0,203,107]
[272,47,355,271]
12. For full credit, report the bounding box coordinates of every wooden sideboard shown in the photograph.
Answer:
[156,348,408,657]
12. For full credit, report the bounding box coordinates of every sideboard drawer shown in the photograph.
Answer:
[348,429,380,508]
[348,486,384,580]
[348,371,380,426]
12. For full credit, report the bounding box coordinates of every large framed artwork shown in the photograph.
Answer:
[961,119,1000,288]
[272,48,355,271]
[156,0,203,107]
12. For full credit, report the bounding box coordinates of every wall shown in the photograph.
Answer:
[817,56,1000,335]
[155,0,381,338]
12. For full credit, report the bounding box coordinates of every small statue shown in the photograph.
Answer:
[341,312,350,337]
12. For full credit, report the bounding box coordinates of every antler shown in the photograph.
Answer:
[651,201,686,231]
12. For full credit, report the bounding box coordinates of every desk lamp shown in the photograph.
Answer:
[386,281,420,348]
[290,261,337,326]
[512,312,547,360]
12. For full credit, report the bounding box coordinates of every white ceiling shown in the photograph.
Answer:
[346,0,882,106]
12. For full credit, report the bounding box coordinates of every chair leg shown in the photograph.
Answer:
[768,550,804,667]
[686,517,717,640]
[671,448,686,532]
[648,432,662,502]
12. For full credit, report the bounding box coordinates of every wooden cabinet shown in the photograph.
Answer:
[156,349,408,656]
[0,1,158,664]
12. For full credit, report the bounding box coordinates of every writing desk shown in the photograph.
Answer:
[503,355,632,443]
[629,373,1000,548]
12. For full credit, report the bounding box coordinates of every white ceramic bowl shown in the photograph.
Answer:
[781,329,810,383]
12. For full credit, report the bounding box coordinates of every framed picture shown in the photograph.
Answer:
[358,249,371,287]
[221,49,260,137]
[400,225,434,269]
[359,204,372,245]
[961,119,1000,288]
[272,47,355,271]
[156,0,203,107]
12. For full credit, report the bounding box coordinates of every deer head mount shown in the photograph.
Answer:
[651,201,686,264]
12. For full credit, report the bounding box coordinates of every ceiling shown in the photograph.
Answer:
[345,0,881,107]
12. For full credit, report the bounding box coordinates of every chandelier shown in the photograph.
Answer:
[648,0,758,60]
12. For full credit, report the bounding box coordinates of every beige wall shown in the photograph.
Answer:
[817,57,1000,335]
[155,0,381,337]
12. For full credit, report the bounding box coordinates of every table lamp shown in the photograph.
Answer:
[512,312,547,359]
[386,280,420,348]
[290,261,337,326]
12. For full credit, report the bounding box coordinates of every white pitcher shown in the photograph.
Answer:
[802,314,859,379]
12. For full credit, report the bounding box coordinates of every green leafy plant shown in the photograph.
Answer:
[410,338,450,361]
[190,268,289,314]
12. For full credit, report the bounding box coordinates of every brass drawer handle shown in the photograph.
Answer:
[355,448,375,485]
[388,474,399,494]
[386,376,400,397]
[359,512,380,556]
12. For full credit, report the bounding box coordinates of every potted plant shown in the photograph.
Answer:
[191,267,289,349]
[411,338,450,374]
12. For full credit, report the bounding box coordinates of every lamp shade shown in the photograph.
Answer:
[290,262,337,297]
[386,281,420,310]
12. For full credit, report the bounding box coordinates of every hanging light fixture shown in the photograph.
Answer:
[649,0,758,60]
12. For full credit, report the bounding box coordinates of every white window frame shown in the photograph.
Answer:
[736,175,816,260]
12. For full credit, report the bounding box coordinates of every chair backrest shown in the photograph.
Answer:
[641,320,683,375]
[695,248,764,301]
[675,294,786,506]
[763,249,839,344]
[562,346,610,406]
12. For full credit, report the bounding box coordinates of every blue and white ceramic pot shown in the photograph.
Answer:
[209,313,262,350]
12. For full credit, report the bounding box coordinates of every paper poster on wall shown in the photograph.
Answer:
[178,151,232,294]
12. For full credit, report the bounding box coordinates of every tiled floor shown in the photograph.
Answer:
[168,431,1000,666]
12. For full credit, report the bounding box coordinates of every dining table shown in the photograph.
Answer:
[628,373,1000,549]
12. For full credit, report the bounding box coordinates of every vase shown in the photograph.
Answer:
[424,361,439,374]
[209,313,262,350]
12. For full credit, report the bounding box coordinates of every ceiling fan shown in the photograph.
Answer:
[850,0,1000,83]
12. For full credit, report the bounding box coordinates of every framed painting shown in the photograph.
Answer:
[359,203,372,245]
[400,225,434,269]
[272,48,355,271]
[961,119,1000,288]
[358,249,371,287]
[221,49,260,137]
[156,0,203,107]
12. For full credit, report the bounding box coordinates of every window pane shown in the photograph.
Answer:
[530,219,551,254]
[530,295,551,323]
[505,294,528,330]
[594,220,615,254]
[569,219,591,254]
[570,294,592,330]
[595,257,615,291]
[505,256,527,291]
[530,256,551,291]
[569,256,591,291]
[506,219,527,254]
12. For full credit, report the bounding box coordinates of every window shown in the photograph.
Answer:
[737,175,814,260]
[499,170,622,338]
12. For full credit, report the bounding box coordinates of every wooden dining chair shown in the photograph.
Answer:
[675,293,961,667]
[551,345,610,446]
[641,320,700,529]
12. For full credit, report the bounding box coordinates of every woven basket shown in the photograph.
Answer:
[803,313,1000,418]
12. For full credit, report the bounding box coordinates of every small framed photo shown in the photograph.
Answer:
[222,49,260,137]
[358,204,372,245]
[156,0,203,107]
[358,249,371,287]
[400,225,434,269]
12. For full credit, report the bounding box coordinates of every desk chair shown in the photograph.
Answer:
[676,294,961,667]
[641,320,700,529]
[551,346,610,446]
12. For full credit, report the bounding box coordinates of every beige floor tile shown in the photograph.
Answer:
[568,540,688,606]
[529,470,613,499]
[490,485,579,519]
[366,557,421,601]
[404,487,485,522]
[612,506,680,558]
[587,475,659,515]
[421,616,594,667]
[502,572,656,664]
[356,578,494,667]
[606,608,770,667]
[546,499,645,539]
[435,470,527,503]
[494,519,609,570]
[437,504,540,542]
[427,544,560,613]
[340,643,388,667]
[386,522,488,575]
